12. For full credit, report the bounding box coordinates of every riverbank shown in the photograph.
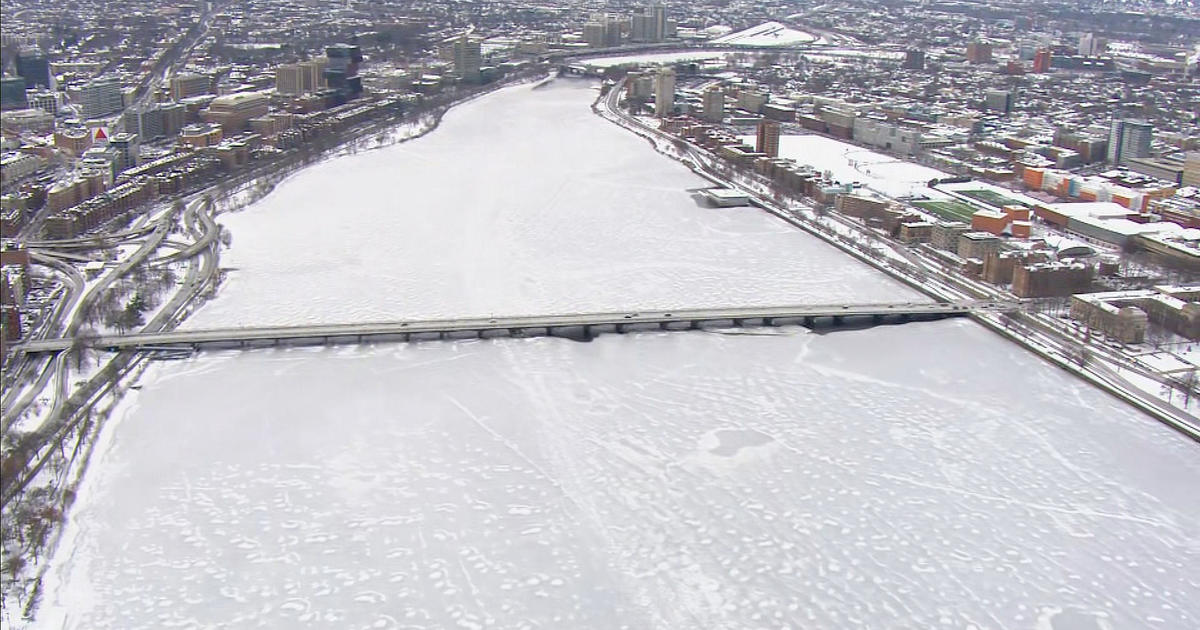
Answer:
[594,77,1200,442]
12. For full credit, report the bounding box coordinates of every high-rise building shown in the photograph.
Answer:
[701,86,724,123]
[583,21,607,48]
[123,105,162,140]
[123,102,183,140]
[1184,152,1200,188]
[902,50,926,70]
[299,59,328,92]
[108,132,139,172]
[756,120,780,157]
[77,76,124,119]
[170,73,212,100]
[15,50,51,89]
[583,15,623,48]
[966,40,993,64]
[1078,33,1098,57]
[654,67,675,117]
[984,89,1014,114]
[626,72,654,100]
[0,77,27,110]
[1107,118,1153,165]
[651,3,667,42]
[630,10,654,43]
[1032,49,1052,73]
[325,44,364,98]
[275,63,304,94]
[453,34,482,83]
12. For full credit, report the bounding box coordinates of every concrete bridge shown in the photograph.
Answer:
[15,301,1015,355]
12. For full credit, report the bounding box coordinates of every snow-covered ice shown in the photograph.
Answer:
[186,81,918,329]
[37,322,1200,629]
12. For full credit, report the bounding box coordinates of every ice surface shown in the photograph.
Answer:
[744,134,950,200]
[38,322,1200,629]
[184,81,917,329]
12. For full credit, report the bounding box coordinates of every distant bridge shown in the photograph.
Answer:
[15,301,1016,355]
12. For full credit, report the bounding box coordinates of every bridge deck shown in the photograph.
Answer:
[15,301,1014,354]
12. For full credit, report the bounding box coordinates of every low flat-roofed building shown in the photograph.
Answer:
[702,188,749,207]
[1126,156,1186,185]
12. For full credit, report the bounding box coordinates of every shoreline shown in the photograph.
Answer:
[591,77,1200,442]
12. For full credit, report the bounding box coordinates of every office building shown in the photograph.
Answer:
[756,120,780,158]
[170,73,212,100]
[966,40,993,64]
[651,3,667,42]
[984,89,1014,114]
[324,44,363,99]
[202,92,269,133]
[275,63,304,94]
[1033,49,1053,73]
[453,34,482,83]
[903,50,925,70]
[28,90,58,116]
[583,20,607,48]
[1126,156,1186,185]
[583,14,623,48]
[626,72,653,100]
[276,60,327,94]
[300,59,327,92]
[701,86,724,123]
[123,102,185,140]
[631,10,654,43]
[108,132,139,172]
[0,77,27,110]
[1107,119,1153,165]
[1078,33,1100,57]
[77,76,124,119]
[654,67,675,117]
[1184,152,1200,188]
[15,50,52,89]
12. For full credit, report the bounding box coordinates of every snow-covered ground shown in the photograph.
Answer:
[710,21,818,47]
[37,323,1200,629]
[580,51,728,68]
[746,134,949,199]
[28,79,1200,630]
[184,82,917,329]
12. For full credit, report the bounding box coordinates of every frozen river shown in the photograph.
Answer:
[184,80,915,328]
[34,80,1200,629]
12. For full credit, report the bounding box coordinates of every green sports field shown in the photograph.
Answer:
[912,200,977,222]
[957,189,1031,209]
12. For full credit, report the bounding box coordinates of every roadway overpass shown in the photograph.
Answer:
[16,301,1014,355]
